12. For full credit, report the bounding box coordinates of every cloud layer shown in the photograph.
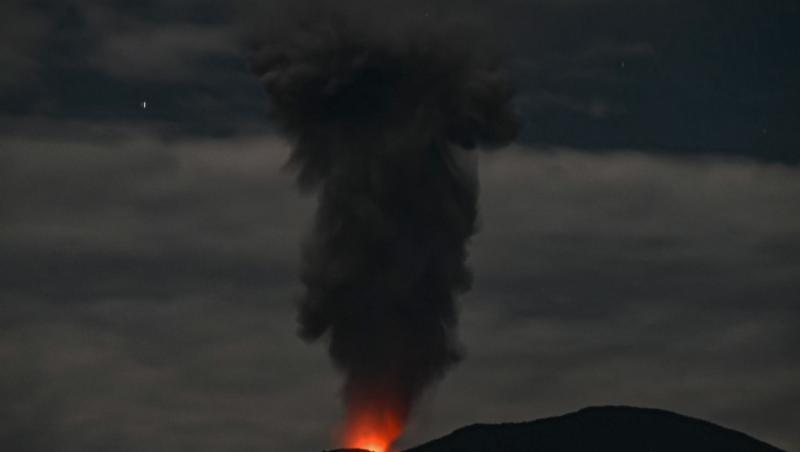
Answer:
[1,123,797,450]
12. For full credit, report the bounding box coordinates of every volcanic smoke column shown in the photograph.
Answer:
[251,13,517,451]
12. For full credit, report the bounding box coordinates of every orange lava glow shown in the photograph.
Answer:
[342,405,405,452]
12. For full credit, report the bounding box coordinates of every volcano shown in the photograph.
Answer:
[403,406,784,452]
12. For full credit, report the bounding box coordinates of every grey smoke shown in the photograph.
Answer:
[248,1,517,429]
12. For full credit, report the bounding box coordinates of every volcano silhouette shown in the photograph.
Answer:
[398,406,784,452]
[324,406,784,451]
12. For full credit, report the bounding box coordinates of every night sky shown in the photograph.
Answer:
[1,1,799,451]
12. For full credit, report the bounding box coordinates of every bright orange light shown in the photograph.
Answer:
[342,404,405,452]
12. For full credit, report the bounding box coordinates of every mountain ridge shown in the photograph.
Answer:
[403,405,785,452]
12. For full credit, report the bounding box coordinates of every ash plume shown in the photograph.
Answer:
[248,1,517,433]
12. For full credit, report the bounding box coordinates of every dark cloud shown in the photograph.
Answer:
[0,299,342,452]
[3,0,798,159]
[247,1,517,442]
[0,127,308,304]
[0,0,52,88]
[91,23,236,81]
[0,0,266,135]
[492,0,800,162]
[408,148,800,451]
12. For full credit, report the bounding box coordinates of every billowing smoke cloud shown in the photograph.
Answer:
[248,1,517,441]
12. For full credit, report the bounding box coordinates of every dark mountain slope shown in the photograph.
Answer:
[405,406,784,452]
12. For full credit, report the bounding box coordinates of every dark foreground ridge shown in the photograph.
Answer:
[404,406,785,452]
[325,450,372,452]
